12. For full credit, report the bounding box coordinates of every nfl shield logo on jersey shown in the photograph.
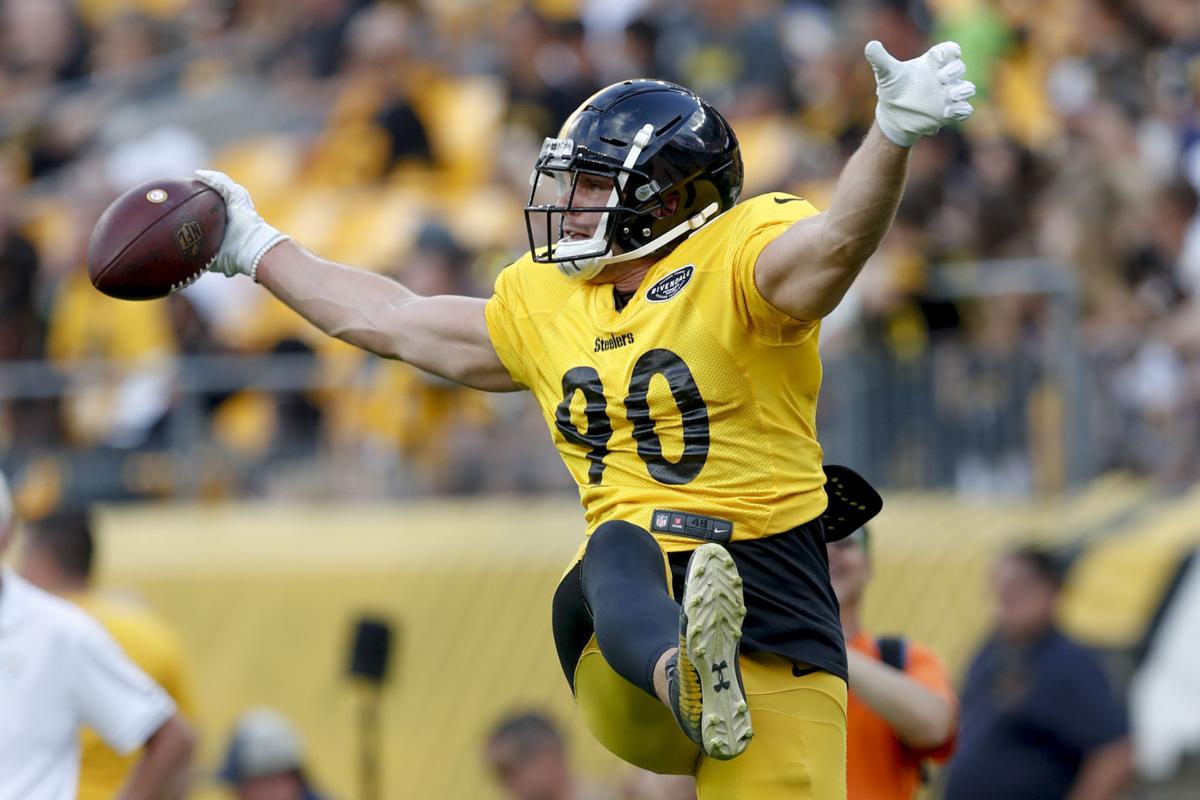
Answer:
[655,512,669,529]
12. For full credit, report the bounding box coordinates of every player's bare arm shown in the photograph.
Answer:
[255,243,517,392]
[195,171,519,393]
[755,41,975,322]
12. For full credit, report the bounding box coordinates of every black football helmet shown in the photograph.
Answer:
[525,79,743,279]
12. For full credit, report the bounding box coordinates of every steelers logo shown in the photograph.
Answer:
[146,188,169,204]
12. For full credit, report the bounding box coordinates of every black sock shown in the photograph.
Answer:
[580,520,680,699]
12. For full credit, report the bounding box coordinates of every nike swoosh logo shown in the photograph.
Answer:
[773,196,802,204]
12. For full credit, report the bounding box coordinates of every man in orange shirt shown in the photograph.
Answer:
[828,526,958,800]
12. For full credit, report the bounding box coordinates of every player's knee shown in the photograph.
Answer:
[583,521,665,596]
[585,520,659,568]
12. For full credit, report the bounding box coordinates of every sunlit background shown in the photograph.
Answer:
[3,0,1200,797]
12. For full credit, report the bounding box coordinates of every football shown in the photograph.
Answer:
[88,177,226,300]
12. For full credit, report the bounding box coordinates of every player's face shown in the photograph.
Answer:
[557,173,618,250]
[827,535,869,607]
[992,556,1058,641]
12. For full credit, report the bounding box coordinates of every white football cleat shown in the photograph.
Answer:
[668,542,753,760]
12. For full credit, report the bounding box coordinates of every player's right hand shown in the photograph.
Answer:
[865,40,975,147]
[193,169,290,280]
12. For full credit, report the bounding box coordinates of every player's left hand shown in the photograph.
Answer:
[865,40,975,148]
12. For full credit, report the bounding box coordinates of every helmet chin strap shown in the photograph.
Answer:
[557,201,722,280]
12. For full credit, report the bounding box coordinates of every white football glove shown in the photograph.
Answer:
[194,169,290,280]
[865,40,975,148]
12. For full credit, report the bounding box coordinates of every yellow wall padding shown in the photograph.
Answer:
[1062,485,1200,648]
[95,500,628,799]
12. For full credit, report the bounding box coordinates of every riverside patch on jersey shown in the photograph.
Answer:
[485,193,828,553]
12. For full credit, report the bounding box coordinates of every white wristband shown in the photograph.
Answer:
[249,234,291,283]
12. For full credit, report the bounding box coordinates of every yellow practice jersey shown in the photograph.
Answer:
[72,592,195,800]
[485,193,828,554]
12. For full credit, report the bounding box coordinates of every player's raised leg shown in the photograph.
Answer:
[580,521,753,760]
[579,521,679,699]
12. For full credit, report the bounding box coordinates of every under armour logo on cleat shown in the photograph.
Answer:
[712,661,731,692]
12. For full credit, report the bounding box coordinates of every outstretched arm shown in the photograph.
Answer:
[256,244,516,391]
[196,172,518,392]
[755,41,975,322]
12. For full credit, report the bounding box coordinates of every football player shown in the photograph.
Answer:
[195,40,973,799]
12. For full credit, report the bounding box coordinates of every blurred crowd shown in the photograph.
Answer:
[2,0,1200,511]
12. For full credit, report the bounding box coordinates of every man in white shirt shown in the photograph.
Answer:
[0,472,195,800]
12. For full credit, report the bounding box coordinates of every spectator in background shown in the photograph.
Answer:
[397,221,476,297]
[218,707,330,800]
[270,0,371,83]
[89,11,177,97]
[0,159,44,360]
[484,711,612,800]
[653,0,796,116]
[0,0,90,96]
[944,547,1132,800]
[17,511,197,800]
[0,471,196,800]
[340,221,498,496]
[501,9,599,139]
[827,525,957,800]
[341,2,431,170]
[621,769,695,800]
[301,1,433,186]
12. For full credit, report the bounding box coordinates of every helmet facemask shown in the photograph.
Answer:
[524,124,719,280]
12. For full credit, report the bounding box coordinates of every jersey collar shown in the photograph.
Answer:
[588,253,689,327]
